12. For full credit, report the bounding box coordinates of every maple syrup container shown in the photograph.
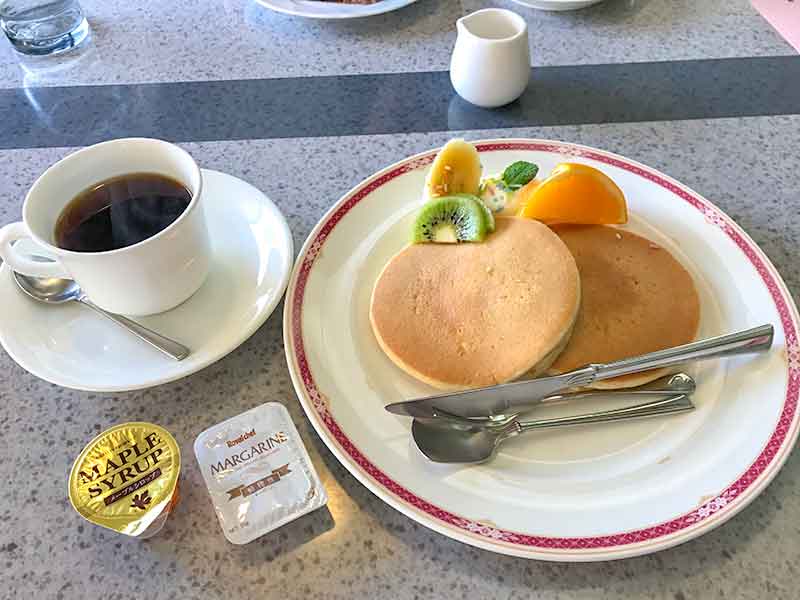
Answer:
[68,422,181,538]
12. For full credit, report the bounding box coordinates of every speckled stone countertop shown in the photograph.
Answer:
[1,1,799,599]
[0,0,792,88]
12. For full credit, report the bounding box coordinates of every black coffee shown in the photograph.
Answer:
[55,173,192,253]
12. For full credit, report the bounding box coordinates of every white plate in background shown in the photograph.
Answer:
[257,0,418,19]
[511,0,605,11]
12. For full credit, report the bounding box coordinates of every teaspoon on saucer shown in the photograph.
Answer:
[13,271,190,361]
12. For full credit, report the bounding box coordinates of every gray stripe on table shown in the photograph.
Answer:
[2,56,799,150]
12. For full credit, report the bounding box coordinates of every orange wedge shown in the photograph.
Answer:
[508,178,540,215]
[517,163,627,225]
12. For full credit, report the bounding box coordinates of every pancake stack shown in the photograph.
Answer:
[370,219,700,390]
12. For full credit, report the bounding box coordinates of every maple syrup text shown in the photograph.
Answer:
[76,431,166,498]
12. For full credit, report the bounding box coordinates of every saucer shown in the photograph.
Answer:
[0,169,293,392]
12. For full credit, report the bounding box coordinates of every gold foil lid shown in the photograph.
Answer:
[69,422,180,537]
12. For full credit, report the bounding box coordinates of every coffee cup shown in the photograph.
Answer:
[0,138,211,316]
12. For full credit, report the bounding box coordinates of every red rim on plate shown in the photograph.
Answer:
[284,140,800,560]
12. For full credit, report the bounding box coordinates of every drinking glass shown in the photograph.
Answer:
[0,0,89,56]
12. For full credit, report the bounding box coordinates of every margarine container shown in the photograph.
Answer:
[194,402,327,544]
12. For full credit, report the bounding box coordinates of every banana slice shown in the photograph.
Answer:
[424,139,482,199]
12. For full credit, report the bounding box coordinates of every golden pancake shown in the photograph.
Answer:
[370,217,580,390]
[548,225,700,389]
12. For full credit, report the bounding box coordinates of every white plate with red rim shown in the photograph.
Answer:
[283,139,800,561]
[256,0,418,19]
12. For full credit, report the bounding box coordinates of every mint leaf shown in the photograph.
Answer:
[502,161,539,189]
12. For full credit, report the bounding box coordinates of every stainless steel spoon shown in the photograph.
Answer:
[539,372,695,404]
[13,271,190,361]
[412,394,695,464]
[477,372,695,422]
[418,372,696,424]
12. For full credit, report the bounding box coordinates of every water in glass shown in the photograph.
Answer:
[0,0,89,56]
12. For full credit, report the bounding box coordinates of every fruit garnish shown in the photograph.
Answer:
[412,195,489,244]
[425,139,482,198]
[478,177,512,213]
[453,193,495,232]
[478,161,539,216]
[510,178,540,215]
[517,163,627,225]
[501,161,538,189]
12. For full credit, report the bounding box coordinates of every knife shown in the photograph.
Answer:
[384,324,773,418]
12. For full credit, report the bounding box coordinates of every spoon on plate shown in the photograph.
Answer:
[521,371,695,406]
[13,271,190,361]
[412,394,695,464]
[473,371,696,424]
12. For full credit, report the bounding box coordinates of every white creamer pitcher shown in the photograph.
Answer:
[450,9,531,108]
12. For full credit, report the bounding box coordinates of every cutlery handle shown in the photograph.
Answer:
[516,394,694,434]
[79,297,190,361]
[591,325,773,382]
[543,388,685,403]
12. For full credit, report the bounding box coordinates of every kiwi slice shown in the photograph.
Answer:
[412,196,488,244]
[453,193,495,233]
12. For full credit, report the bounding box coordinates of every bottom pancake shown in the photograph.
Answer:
[547,225,700,389]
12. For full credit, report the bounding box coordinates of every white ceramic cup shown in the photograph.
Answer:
[0,138,211,316]
[450,9,531,108]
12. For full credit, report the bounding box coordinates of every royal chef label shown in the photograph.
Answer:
[68,422,180,537]
[194,402,327,545]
